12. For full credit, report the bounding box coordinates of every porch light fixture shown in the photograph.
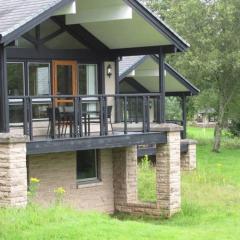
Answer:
[107,64,113,78]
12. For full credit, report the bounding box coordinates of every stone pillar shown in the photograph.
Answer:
[181,140,197,171]
[156,130,181,217]
[0,133,28,207]
[112,146,137,208]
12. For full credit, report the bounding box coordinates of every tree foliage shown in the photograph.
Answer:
[144,0,240,151]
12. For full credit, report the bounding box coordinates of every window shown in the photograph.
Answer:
[78,64,98,114]
[28,63,50,96]
[7,62,24,96]
[77,150,99,182]
[78,64,97,95]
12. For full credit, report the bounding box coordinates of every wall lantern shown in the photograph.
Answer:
[107,64,113,78]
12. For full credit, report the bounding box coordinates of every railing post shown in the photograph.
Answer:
[124,96,128,134]
[142,96,146,133]
[78,97,83,137]
[74,97,79,138]
[104,96,108,135]
[52,98,56,139]
[135,97,139,123]
[146,96,150,132]
[23,97,28,135]
[100,96,104,136]
[28,98,33,141]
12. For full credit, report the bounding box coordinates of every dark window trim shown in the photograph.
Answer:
[28,61,51,97]
[7,61,25,96]
[78,63,98,95]
[76,149,100,184]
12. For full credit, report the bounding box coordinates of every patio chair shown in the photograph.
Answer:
[47,107,61,138]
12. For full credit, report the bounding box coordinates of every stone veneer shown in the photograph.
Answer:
[28,149,114,213]
[181,139,197,171]
[0,133,28,207]
[156,131,181,217]
[113,125,182,218]
[112,146,138,206]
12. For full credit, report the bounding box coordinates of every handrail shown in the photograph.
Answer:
[8,93,163,141]
[8,93,162,99]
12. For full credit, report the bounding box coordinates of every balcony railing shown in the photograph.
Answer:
[8,94,163,141]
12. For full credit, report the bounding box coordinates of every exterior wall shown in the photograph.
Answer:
[28,149,114,213]
[181,140,197,171]
[0,133,27,207]
[113,127,181,218]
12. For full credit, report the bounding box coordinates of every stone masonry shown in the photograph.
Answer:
[156,131,181,217]
[112,146,138,207]
[181,139,197,171]
[113,124,182,218]
[0,133,28,207]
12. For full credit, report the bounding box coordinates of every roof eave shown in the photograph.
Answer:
[123,0,190,52]
[164,62,200,95]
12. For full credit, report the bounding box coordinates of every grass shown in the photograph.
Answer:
[1,127,240,239]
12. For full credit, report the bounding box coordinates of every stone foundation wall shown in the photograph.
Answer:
[113,127,182,218]
[181,140,197,171]
[28,149,114,213]
[0,133,27,207]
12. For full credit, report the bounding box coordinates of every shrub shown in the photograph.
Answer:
[228,120,240,137]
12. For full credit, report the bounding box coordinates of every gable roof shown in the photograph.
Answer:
[0,0,74,45]
[0,0,189,53]
[119,55,200,95]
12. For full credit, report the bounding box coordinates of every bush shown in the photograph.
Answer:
[228,120,240,137]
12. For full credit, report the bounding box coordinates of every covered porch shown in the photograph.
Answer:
[0,0,190,140]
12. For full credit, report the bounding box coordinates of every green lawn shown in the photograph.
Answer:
[1,127,240,240]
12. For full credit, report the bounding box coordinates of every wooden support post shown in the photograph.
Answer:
[157,49,165,123]
[0,44,9,133]
[115,58,121,123]
[181,94,187,139]
[98,61,105,94]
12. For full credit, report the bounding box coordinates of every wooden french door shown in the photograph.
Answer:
[52,60,77,105]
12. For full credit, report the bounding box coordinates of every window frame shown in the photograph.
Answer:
[27,61,51,97]
[7,61,25,97]
[76,149,100,184]
[78,63,98,96]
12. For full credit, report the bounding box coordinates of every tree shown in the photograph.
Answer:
[144,0,240,152]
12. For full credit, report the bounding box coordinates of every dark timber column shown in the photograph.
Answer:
[115,58,121,123]
[0,44,9,133]
[98,61,105,94]
[157,49,165,123]
[181,94,187,139]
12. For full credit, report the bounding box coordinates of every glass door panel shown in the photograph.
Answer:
[52,60,77,105]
